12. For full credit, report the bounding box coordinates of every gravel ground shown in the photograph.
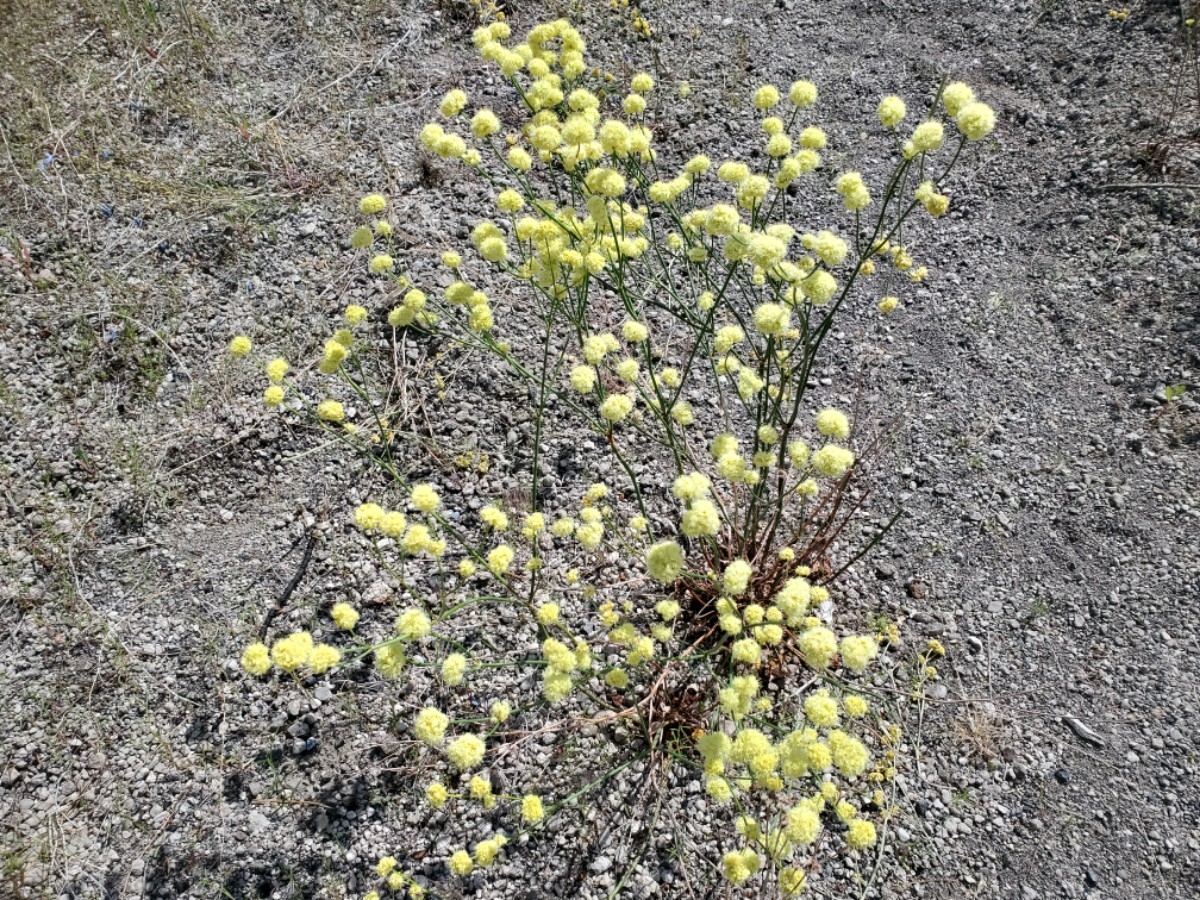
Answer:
[2,0,1198,898]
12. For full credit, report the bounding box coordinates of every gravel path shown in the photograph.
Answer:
[1,0,1197,898]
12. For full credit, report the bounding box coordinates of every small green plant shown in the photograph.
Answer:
[229,16,996,898]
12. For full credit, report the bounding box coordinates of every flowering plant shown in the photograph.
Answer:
[231,16,993,897]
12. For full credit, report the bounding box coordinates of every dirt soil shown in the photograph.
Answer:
[1,0,1198,898]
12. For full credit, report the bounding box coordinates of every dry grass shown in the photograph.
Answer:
[950,703,1008,762]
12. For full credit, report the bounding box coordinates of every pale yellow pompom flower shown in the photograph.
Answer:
[480,505,508,531]
[423,782,448,810]
[780,868,807,897]
[265,358,289,383]
[487,544,514,575]
[753,302,790,336]
[804,691,840,727]
[841,634,879,672]
[789,79,818,107]
[330,602,359,630]
[521,794,545,823]
[441,653,467,686]
[354,502,385,531]
[811,230,849,266]
[785,804,821,845]
[496,189,524,213]
[599,393,634,423]
[622,319,649,342]
[439,88,468,117]
[410,483,439,513]
[911,120,945,153]
[681,498,719,537]
[471,108,501,138]
[844,694,870,717]
[489,700,511,724]
[812,444,855,477]
[358,194,387,215]
[815,408,850,441]
[802,269,838,304]
[414,707,449,745]
[240,643,271,676]
[375,641,406,678]
[753,84,780,110]
[316,400,344,422]
[395,607,431,641]
[448,850,473,876]
[622,93,646,115]
[270,631,313,672]
[711,434,738,459]
[507,146,532,170]
[798,625,838,669]
[846,819,877,850]
[612,358,638,383]
[716,162,750,184]
[942,81,976,117]
[956,101,996,140]
[799,126,826,149]
[478,236,507,263]
[714,324,745,354]
[228,335,252,357]
[446,734,486,770]
[375,857,397,878]
[308,643,341,674]
[878,95,906,127]
[646,541,684,583]
[569,365,597,394]
[474,835,506,867]
[605,668,629,688]
[721,561,751,599]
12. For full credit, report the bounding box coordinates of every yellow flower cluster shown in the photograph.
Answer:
[446,734,486,770]
[398,20,961,369]
[721,847,760,884]
[414,707,449,745]
[834,170,871,211]
[240,631,342,677]
[352,496,449,558]
[445,832,508,878]
[915,179,950,217]
[371,857,426,898]
[521,793,544,823]
[388,289,429,329]
[394,608,431,642]
[228,19,1003,895]
[330,602,359,630]
[815,407,850,441]
[699,694,880,867]
[645,541,684,583]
